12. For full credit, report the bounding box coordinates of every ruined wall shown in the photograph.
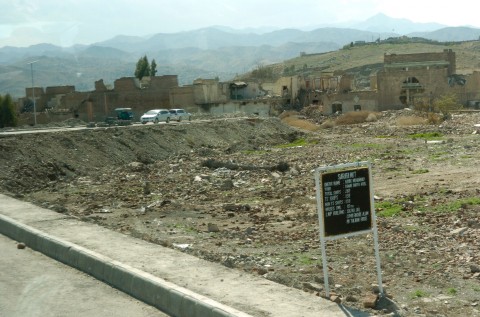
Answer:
[459,71,480,104]
[45,86,75,95]
[262,76,302,101]
[170,86,195,108]
[384,49,456,74]
[150,75,178,90]
[370,74,378,90]
[339,74,354,92]
[61,76,179,122]
[232,82,265,100]
[95,80,108,92]
[319,91,378,114]
[377,66,451,110]
[193,79,228,104]
[114,77,138,91]
[25,87,45,97]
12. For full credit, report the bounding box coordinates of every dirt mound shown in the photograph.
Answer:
[0,118,299,194]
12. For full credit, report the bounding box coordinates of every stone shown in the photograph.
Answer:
[271,172,281,179]
[207,223,220,232]
[128,161,144,171]
[314,275,334,284]
[330,295,342,304]
[282,196,293,204]
[143,181,151,195]
[363,293,378,308]
[220,179,234,190]
[303,282,323,292]
[17,242,26,249]
[450,227,468,235]
[345,295,358,302]
[470,264,480,273]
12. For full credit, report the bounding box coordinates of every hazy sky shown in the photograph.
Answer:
[1,0,479,48]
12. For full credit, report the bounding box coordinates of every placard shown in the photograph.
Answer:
[314,162,383,298]
[321,167,372,237]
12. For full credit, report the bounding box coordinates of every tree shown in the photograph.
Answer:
[134,55,151,80]
[150,59,157,77]
[0,94,18,128]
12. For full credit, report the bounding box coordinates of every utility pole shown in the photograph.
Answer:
[27,60,39,125]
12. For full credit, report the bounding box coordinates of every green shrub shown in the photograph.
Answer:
[0,94,18,128]
[376,201,403,217]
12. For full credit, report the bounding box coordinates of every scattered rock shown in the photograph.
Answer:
[330,294,342,304]
[450,227,468,235]
[363,293,378,309]
[4,111,480,317]
[303,282,323,292]
[207,223,220,232]
[345,295,358,302]
[282,196,293,204]
[470,264,480,273]
[128,161,144,171]
[220,179,234,190]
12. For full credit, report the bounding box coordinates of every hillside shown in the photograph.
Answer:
[1,24,480,99]
[240,40,480,86]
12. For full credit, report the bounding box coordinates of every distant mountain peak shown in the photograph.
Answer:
[353,13,446,34]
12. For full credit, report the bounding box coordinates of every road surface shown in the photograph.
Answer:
[0,233,169,317]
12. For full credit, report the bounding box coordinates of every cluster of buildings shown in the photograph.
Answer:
[21,49,480,124]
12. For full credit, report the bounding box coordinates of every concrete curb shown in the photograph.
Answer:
[0,214,253,317]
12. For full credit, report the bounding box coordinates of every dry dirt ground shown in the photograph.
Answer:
[1,111,480,317]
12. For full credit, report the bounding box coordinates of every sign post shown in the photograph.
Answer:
[314,161,383,298]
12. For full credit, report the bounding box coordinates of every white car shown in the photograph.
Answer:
[169,108,192,122]
[140,109,171,124]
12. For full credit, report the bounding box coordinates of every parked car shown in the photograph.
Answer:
[105,107,134,126]
[140,109,171,124]
[169,108,191,122]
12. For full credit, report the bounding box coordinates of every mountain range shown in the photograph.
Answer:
[1,13,480,98]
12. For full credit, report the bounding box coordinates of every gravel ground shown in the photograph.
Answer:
[1,110,480,316]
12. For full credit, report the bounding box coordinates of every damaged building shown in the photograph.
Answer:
[20,49,480,124]
[305,49,480,114]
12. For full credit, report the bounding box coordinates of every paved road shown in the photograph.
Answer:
[0,233,169,317]
[0,117,249,136]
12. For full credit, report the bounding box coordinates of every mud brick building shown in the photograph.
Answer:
[378,49,461,109]
[305,49,480,114]
[63,75,178,122]
[21,49,480,123]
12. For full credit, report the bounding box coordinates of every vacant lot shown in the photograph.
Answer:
[1,111,479,316]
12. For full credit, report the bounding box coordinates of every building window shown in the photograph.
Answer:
[354,104,361,111]
[332,103,342,114]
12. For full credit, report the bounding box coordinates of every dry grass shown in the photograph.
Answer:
[320,120,336,129]
[397,113,444,126]
[279,111,319,131]
[278,110,299,120]
[426,113,443,124]
[396,116,427,126]
[335,111,379,125]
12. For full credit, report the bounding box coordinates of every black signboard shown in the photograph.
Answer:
[321,167,372,237]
